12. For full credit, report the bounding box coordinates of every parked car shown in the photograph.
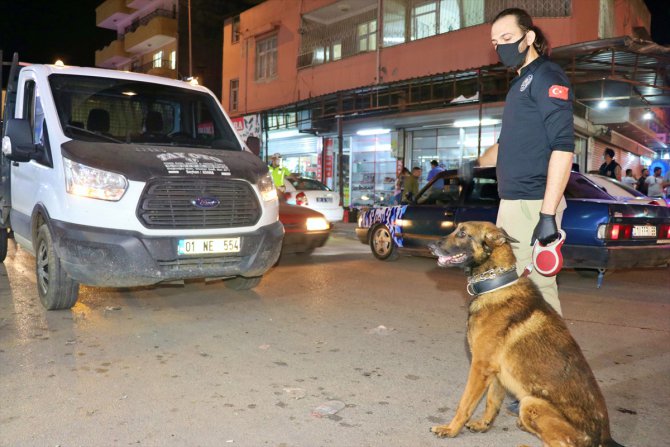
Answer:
[585,174,667,207]
[355,168,670,279]
[278,198,331,255]
[284,177,344,222]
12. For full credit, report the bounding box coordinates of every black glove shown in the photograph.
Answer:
[458,159,479,185]
[531,212,559,246]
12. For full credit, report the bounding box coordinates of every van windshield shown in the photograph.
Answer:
[49,74,242,151]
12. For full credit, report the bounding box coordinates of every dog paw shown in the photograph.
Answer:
[430,424,459,438]
[465,419,491,432]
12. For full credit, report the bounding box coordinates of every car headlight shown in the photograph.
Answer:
[258,173,278,202]
[63,158,128,201]
[306,217,329,231]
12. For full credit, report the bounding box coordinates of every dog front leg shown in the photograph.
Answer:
[431,360,491,438]
[465,375,505,432]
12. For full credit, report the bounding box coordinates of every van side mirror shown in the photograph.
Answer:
[1,118,36,162]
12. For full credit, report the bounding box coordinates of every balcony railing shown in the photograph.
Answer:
[121,8,176,37]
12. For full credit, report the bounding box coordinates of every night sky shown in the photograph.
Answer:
[1,0,669,81]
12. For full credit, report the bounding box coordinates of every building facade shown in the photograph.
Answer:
[95,0,179,79]
[226,1,666,207]
[95,0,232,97]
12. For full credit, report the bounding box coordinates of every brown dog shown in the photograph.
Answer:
[428,222,623,447]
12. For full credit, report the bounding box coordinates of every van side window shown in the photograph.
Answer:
[22,80,52,166]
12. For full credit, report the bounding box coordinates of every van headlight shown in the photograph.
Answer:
[258,173,278,202]
[63,158,128,201]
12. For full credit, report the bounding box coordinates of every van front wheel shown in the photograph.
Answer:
[35,224,80,310]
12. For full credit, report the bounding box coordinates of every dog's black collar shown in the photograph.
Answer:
[466,267,519,296]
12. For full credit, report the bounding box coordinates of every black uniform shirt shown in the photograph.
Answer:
[497,56,575,200]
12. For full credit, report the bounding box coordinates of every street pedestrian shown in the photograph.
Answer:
[637,168,649,194]
[621,168,637,188]
[471,7,574,316]
[598,148,622,181]
[427,160,445,189]
[401,167,421,203]
[646,167,664,198]
[393,167,410,204]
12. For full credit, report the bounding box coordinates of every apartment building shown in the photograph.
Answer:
[223,0,668,208]
[94,0,229,97]
[95,0,178,78]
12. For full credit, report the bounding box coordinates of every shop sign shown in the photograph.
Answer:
[231,114,261,141]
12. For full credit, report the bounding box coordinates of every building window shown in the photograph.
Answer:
[170,50,176,70]
[412,1,438,40]
[255,35,277,81]
[153,50,163,68]
[229,79,239,112]
[332,42,342,61]
[232,15,241,44]
[358,20,377,53]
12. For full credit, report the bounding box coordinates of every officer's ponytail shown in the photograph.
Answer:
[492,8,550,56]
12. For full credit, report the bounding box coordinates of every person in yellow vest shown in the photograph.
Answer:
[268,153,292,191]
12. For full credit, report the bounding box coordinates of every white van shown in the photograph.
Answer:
[0,56,282,310]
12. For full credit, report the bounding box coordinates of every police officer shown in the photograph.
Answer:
[268,153,292,191]
[474,8,574,316]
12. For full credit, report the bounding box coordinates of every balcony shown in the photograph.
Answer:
[96,0,133,30]
[95,38,131,68]
[124,12,177,54]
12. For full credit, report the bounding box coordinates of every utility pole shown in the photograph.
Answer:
[188,0,193,77]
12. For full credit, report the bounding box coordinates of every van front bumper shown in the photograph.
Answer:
[51,219,284,287]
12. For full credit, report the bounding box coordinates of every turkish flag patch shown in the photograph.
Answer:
[548,85,569,100]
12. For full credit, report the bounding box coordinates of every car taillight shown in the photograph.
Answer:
[648,200,660,206]
[284,192,292,200]
[296,192,308,206]
[606,223,632,240]
[659,224,670,239]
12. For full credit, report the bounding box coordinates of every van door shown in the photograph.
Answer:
[10,76,54,247]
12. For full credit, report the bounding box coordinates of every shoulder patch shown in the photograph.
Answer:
[520,74,533,92]
[548,85,569,100]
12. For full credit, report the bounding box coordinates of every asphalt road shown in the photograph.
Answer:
[1,232,669,447]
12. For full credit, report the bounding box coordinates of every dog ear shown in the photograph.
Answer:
[484,227,519,249]
[499,227,519,244]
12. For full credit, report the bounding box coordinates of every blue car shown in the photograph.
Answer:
[355,168,670,277]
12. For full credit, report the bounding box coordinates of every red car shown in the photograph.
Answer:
[278,200,331,254]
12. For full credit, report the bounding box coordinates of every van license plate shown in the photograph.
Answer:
[632,226,656,237]
[178,238,241,255]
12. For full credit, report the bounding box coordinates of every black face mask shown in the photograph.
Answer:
[496,34,529,68]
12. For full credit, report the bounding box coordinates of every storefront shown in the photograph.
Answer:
[265,102,652,209]
[267,129,321,179]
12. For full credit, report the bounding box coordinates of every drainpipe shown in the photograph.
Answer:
[376,0,382,84]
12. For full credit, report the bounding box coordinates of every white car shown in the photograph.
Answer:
[584,174,668,207]
[283,177,344,222]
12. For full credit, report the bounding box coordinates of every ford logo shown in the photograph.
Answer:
[192,197,220,209]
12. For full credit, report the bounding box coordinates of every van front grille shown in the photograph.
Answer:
[137,177,261,229]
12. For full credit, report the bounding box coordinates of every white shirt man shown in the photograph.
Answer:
[645,168,664,197]
[621,169,637,188]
